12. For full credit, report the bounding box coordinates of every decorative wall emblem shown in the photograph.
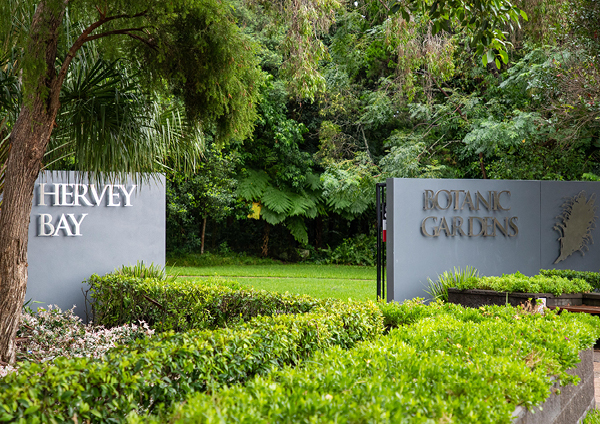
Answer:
[554,191,598,264]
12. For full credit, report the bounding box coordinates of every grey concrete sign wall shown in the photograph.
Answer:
[386,178,600,303]
[26,171,165,318]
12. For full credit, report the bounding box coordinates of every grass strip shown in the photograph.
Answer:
[177,276,375,302]
[168,264,376,280]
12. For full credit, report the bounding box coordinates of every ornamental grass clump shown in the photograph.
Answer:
[425,266,479,301]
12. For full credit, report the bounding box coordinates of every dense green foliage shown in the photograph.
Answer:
[540,269,600,291]
[86,273,332,332]
[319,233,377,266]
[0,300,382,423]
[162,0,600,260]
[453,271,592,296]
[134,300,600,423]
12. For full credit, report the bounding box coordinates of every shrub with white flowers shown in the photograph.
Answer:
[0,305,153,377]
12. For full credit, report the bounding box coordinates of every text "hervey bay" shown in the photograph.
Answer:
[36,183,136,237]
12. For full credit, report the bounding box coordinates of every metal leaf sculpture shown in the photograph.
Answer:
[554,191,598,264]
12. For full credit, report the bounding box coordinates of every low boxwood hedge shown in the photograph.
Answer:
[452,271,592,296]
[86,274,332,332]
[138,301,600,424]
[0,301,382,423]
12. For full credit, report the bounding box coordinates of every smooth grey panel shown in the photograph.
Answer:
[386,178,541,303]
[26,171,165,319]
[541,181,600,272]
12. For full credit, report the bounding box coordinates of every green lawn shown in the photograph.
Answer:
[170,264,377,302]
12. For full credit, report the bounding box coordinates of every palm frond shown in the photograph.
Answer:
[46,51,203,186]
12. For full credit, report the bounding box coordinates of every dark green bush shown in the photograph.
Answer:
[452,271,592,296]
[0,301,382,423]
[139,302,600,424]
[321,233,376,266]
[85,274,332,332]
[540,269,600,291]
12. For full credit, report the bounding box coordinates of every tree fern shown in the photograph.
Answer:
[237,169,270,201]
[287,192,316,216]
[262,186,293,214]
[260,205,287,225]
[285,216,309,245]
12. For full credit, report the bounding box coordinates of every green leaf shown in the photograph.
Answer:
[260,206,287,225]
[237,170,270,201]
[261,186,293,214]
[285,217,309,245]
[519,9,528,20]
[499,49,509,64]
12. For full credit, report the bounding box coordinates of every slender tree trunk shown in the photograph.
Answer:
[200,217,207,254]
[261,222,270,257]
[315,216,323,249]
[479,153,488,179]
[0,1,66,363]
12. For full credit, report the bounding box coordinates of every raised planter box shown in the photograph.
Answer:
[512,349,595,424]
[447,288,600,309]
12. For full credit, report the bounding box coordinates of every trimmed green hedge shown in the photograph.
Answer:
[540,269,600,291]
[86,274,331,331]
[452,271,592,296]
[0,301,382,423]
[137,301,600,424]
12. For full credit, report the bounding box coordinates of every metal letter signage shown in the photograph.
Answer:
[35,183,137,236]
[386,179,600,303]
[420,189,518,238]
[27,171,165,319]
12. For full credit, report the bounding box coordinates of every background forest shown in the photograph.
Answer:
[3,0,599,263]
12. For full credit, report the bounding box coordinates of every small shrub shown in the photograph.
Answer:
[453,271,592,296]
[322,234,376,266]
[584,408,600,424]
[540,269,600,291]
[0,306,153,378]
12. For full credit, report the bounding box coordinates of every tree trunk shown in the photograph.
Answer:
[479,153,488,179]
[261,222,270,257]
[315,216,323,249]
[0,1,65,363]
[200,217,207,254]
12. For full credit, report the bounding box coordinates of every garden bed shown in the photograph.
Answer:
[448,288,600,309]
